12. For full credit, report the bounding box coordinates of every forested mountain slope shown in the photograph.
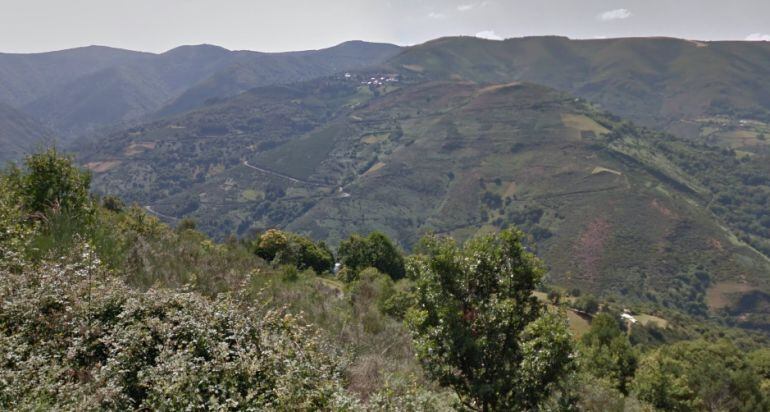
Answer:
[0,103,54,163]
[387,36,770,151]
[0,45,150,107]
[0,42,401,140]
[156,41,402,117]
[78,74,770,330]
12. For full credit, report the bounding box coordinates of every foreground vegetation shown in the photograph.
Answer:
[2,149,769,410]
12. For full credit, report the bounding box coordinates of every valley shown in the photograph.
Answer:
[2,7,770,407]
[74,70,770,331]
[2,34,770,338]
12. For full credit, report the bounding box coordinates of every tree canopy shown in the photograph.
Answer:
[633,339,769,411]
[254,228,334,273]
[338,231,406,281]
[580,312,638,394]
[405,229,575,411]
[9,148,91,216]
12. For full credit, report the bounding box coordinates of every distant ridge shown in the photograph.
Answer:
[387,36,770,143]
[0,41,402,141]
[0,103,54,163]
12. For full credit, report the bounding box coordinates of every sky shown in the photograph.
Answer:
[1,0,769,54]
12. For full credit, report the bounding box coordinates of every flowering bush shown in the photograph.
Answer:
[0,175,33,271]
[0,243,357,410]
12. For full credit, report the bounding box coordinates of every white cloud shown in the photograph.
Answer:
[476,30,503,41]
[598,8,632,21]
[427,11,447,19]
[458,2,491,12]
[746,33,770,41]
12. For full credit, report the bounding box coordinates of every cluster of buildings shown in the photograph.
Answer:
[343,72,399,87]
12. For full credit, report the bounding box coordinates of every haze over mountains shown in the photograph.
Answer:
[2,35,770,331]
[0,41,401,142]
[0,102,54,163]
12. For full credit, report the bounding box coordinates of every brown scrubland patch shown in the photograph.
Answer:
[565,310,592,338]
[401,64,424,72]
[362,133,388,144]
[574,217,612,279]
[84,160,121,173]
[706,281,756,310]
[561,114,610,137]
[650,199,676,219]
[503,181,518,197]
[124,142,157,156]
[478,82,522,94]
[363,162,386,176]
[708,238,724,252]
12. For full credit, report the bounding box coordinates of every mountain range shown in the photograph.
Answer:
[387,36,770,150]
[0,41,401,144]
[2,36,769,331]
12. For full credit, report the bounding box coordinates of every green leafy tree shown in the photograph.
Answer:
[13,148,92,216]
[580,312,637,394]
[294,237,334,274]
[405,229,575,411]
[748,348,770,393]
[633,339,769,411]
[572,294,600,314]
[255,229,334,273]
[101,194,124,212]
[255,228,290,260]
[338,231,405,280]
[176,217,197,232]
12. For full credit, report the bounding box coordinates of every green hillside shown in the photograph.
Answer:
[0,103,54,163]
[79,75,770,331]
[386,36,770,152]
[1,42,401,141]
[0,45,151,107]
[3,148,770,410]
[156,41,402,117]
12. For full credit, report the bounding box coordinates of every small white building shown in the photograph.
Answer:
[621,313,638,324]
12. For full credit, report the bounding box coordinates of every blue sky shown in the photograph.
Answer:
[1,0,769,53]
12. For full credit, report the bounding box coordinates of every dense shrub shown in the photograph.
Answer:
[338,232,405,281]
[580,313,638,394]
[633,339,769,411]
[176,217,197,232]
[100,194,124,212]
[572,294,600,314]
[406,229,575,410]
[348,267,396,315]
[0,243,356,410]
[0,175,32,271]
[255,229,334,273]
[9,148,92,216]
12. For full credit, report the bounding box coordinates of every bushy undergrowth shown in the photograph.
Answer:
[0,243,357,410]
[3,149,770,411]
[1,151,452,410]
[253,228,334,274]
